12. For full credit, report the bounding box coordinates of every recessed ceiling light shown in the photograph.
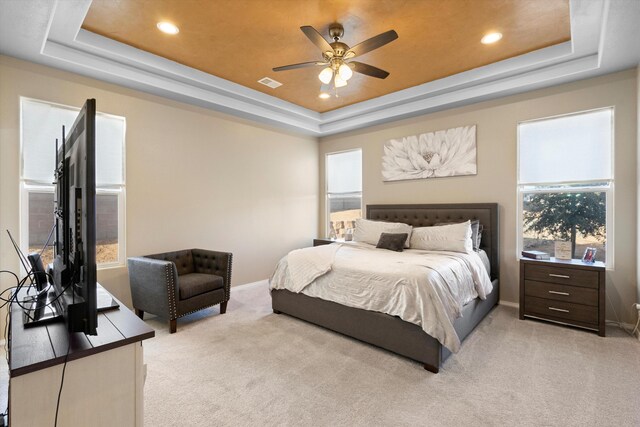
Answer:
[318,92,331,99]
[157,21,179,35]
[481,32,502,44]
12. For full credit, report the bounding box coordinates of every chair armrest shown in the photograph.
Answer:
[127,257,180,319]
[191,249,233,300]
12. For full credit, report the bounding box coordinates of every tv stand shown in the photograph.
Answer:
[8,285,154,426]
[21,287,63,327]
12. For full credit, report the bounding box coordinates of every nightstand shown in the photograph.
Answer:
[313,238,344,246]
[519,257,605,336]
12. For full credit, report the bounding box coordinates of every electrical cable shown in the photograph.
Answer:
[605,291,638,337]
[630,310,640,336]
[1,276,17,422]
[0,225,77,425]
[38,223,56,259]
[0,272,23,310]
[1,227,76,314]
[3,310,9,365]
[6,231,33,289]
[54,337,71,427]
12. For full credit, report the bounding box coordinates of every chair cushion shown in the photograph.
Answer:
[179,273,224,300]
[148,250,194,276]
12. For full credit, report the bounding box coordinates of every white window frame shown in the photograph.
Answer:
[325,148,363,237]
[516,107,614,268]
[19,97,127,269]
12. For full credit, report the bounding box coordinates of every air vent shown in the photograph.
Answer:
[258,77,282,89]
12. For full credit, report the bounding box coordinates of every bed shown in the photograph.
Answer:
[270,203,499,373]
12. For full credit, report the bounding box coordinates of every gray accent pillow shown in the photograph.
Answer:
[376,233,409,252]
[476,223,484,251]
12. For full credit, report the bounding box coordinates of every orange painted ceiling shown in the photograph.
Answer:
[82,0,570,113]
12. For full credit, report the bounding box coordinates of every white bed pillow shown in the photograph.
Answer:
[410,221,473,253]
[353,218,413,248]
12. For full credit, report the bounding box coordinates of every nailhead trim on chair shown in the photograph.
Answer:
[178,301,224,318]
[225,253,233,302]
[166,263,178,320]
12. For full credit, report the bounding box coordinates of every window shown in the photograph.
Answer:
[20,98,126,268]
[517,108,613,265]
[326,149,362,238]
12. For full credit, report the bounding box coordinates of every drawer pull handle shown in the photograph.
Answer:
[549,273,570,279]
[548,290,570,296]
[548,307,569,313]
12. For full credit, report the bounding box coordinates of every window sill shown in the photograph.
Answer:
[98,262,126,271]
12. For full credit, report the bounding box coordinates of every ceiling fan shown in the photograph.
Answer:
[273,23,398,90]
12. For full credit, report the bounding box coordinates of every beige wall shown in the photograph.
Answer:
[1,53,637,330]
[0,56,319,316]
[637,65,640,326]
[320,69,638,323]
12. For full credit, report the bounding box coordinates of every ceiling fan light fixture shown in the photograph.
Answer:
[338,63,353,81]
[318,67,334,84]
[481,32,502,44]
[319,83,331,99]
[157,21,179,35]
[334,74,347,88]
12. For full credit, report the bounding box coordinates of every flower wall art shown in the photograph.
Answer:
[382,125,477,181]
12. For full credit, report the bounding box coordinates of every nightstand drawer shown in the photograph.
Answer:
[524,296,598,325]
[524,280,598,306]
[524,263,598,289]
[520,258,605,336]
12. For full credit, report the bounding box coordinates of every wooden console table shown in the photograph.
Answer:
[8,286,155,426]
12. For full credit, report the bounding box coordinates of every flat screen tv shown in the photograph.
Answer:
[50,98,98,335]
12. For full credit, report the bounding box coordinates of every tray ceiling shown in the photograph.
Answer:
[4,0,633,136]
[82,0,571,113]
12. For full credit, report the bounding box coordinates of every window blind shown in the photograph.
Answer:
[518,108,612,185]
[21,99,125,186]
[327,150,362,193]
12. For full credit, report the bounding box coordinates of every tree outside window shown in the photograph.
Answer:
[522,192,606,262]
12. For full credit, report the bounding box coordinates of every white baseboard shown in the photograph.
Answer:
[606,320,636,329]
[499,300,519,308]
[232,279,268,290]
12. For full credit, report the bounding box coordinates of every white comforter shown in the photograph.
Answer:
[269,242,493,352]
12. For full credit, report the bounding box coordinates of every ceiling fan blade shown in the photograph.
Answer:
[273,61,327,72]
[300,26,334,54]
[346,30,398,57]
[350,61,390,79]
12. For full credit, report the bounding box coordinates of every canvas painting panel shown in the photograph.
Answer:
[382,125,477,181]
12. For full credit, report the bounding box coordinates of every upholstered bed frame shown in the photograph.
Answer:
[271,203,499,373]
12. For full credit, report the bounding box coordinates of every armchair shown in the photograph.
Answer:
[127,249,232,333]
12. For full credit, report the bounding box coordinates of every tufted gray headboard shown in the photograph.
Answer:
[367,203,499,281]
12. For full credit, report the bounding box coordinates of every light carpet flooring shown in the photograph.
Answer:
[141,281,640,427]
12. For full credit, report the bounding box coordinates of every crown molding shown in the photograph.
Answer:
[2,0,629,136]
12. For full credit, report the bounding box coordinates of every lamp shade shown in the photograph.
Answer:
[318,67,333,84]
[334,74,347,88]
[318,83,331,99]
[338,63,353,81]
